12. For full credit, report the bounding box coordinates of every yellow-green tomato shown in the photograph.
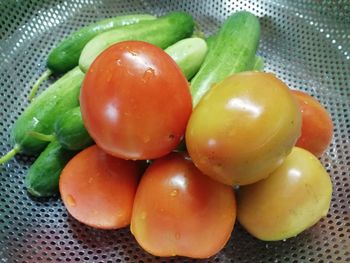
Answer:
[237,147,333,241]
[186,72,301,185]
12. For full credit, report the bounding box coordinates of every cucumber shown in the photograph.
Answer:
[205,34,217,49]
[29,107,94,151]
[54,107,93,150]
[30,14,155,100]
[191,11,261,106]
[25,140,76,197]
[252,55,264,71]
[0,67,84,165]
[206,34,264,71]
[35,107,93,151]
[79,11,195,72]
[165,37,208,80]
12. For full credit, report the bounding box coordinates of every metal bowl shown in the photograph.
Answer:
[1,0,349,262]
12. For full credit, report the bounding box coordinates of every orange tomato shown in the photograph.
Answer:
[186,72,301,186]
[131,152,236,258]
[237,147,332,241]
[292,90,333,157]
[59,145,143,229]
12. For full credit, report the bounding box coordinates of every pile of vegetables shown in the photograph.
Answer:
[0,10,334,259]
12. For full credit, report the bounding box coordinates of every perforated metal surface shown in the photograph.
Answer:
[0,0,349,262]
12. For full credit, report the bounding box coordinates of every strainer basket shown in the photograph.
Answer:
[0,0,349,262]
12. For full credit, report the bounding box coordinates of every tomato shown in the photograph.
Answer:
[131,152,236,258]
[186,72,301,186]
[292,90,333,157]
[80,41,192,160]
[237,147,332,241]
[59,145,143,229]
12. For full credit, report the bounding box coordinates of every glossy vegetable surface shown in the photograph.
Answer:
[59,145,142,229]
[81,41,192,160]
[237,147,332,241]
[0,67,84,164]
[186,72,301,185]
[48,14,156,73]
[205,34,264,71]
[131,152,236,258]
[26,140,76,197]
[190,11,260,106]
[165,37,208,80]
[79,12,194,72]
[292,90,333,157]
[54,107,94,150]
[29,14,155,100]
[29,40,203,154]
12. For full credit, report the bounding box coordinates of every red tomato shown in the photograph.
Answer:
[292,90,333,157]
[59,145,143,229]
[80,41,192,160]
[131,152,236,258]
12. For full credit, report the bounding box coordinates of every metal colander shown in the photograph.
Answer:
[1,0,349,262]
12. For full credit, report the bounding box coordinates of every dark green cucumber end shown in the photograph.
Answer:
[25,140,76,198]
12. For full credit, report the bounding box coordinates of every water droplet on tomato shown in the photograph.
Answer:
[142,68,155,83]
[66,195,76,207]
[126,46,138,56]
[116,59,122,66]
[170,189,178,197]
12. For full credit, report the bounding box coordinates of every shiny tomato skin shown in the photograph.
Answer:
[186,72,302,186]
[80,41,192,160]
[59,145,143,229]
[292,90,333,157]
[237,147,332,241]
[131,152,236,258]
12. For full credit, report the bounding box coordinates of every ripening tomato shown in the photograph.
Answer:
[131,152,236,258]
[292,90,333,157]
[186,72,301,186]
[59,145,143,229]
[80,41,192,160]
[237,147,332,241]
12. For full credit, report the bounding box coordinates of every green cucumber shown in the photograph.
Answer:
[29,107,94,151]
[25,140,76,197]
[30,14,155,100]
[0,67,84,165]
[205,34,217,49]
[206,34,264,71]
[79,11,195,72]
[54,107,93,150]
[191,11,261,106]
[165,37,208,80]
[252,55,264,71]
